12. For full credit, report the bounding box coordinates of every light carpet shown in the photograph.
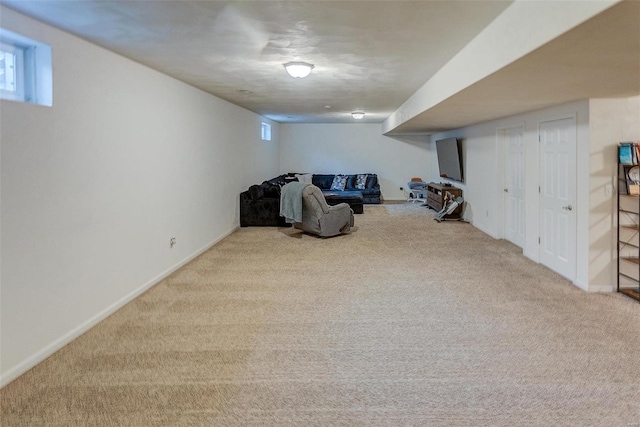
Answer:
[1,203,639,426]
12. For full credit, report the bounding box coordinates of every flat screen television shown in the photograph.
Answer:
[435,137,464,182]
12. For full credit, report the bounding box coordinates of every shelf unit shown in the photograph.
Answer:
[617,161,640,302]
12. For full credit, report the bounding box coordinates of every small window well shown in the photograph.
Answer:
[0,28,52,106]
[261,122,271,141]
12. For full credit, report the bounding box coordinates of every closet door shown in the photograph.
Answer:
[539,117,577,281]
[504,125,525,248]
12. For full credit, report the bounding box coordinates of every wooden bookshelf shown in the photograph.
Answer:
[617,157,640,303]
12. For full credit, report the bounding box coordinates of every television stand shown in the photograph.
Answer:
[426,183,463,219]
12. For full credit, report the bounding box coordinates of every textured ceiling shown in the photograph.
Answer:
[4,1,638,132]
[2,0,512,124]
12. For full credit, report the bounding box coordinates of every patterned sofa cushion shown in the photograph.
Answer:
[330,175,348,190]
[355,174,368,189]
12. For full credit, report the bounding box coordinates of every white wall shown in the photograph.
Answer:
[429,100,591,289]
[588,96,640,292]
[0,7,280,386]
[279,123,431,200]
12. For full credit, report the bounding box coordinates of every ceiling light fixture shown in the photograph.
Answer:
[352,112,365,120]
[283,62,314,78]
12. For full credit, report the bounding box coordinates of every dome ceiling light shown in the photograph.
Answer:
[351,112,365,120]
[283,62,314,78]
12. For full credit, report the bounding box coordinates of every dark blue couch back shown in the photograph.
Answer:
[312,174,378,190]
[312,174,335,189]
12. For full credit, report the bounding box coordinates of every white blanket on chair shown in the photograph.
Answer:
[280,182,309,223]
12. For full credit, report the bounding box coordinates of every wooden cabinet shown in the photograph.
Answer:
[426,183,463,218]
[617,161,640,302]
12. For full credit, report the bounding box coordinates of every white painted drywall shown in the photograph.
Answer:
[279,123,431,200]
[383,0,618,134]
[429,100,591,289]
[0,6,280,386]
[588,96,640,292]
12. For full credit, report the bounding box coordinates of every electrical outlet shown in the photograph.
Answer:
[170,237,176,248]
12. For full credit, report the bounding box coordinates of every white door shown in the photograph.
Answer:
[539,117,577,280]
[504,125,525,248]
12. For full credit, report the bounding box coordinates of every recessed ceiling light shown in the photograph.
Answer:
[352,112,365,120]
[283,62,314,78]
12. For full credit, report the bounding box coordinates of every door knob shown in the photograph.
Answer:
[562,205,573,211]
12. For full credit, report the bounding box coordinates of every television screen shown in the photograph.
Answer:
[436,137,463,182]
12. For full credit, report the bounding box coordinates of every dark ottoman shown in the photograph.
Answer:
[322,190,364,214]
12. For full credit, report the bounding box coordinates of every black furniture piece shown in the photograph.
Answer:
[239,174,298,227]
[323,190,364,214]
[240,173,380,227]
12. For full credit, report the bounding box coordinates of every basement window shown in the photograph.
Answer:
[261,122,271,141]
[0,42,24,101]
[0,28,52,106]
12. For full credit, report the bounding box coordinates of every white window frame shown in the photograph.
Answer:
[261,122,272,141]
[0,41,25,102]
[0,28,52,107]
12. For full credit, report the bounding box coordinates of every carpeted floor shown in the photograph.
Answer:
[1,203,639,426]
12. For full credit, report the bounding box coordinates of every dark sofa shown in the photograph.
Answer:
[240,173,381,227]
[312,174,381,204]
[239,174,298,227]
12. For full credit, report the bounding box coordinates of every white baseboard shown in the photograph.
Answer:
[0,227,238,388]
[588,284,616,293]
[572,278,589,292]
[471,221,500,240]
[523,250,539,263]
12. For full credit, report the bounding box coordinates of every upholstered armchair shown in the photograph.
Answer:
[294,185,354,237]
